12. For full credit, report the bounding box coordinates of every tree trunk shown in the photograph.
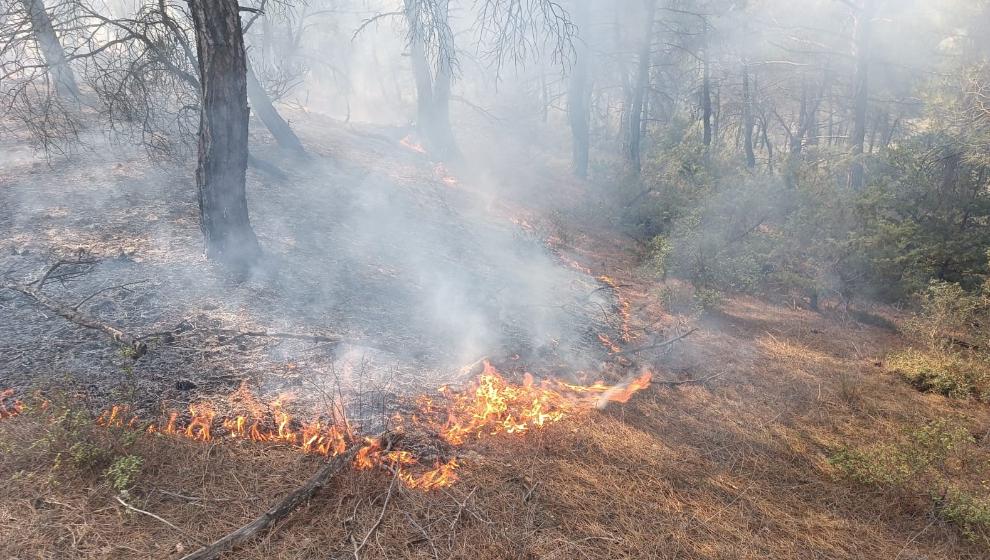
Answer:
[404,0,458,159]
[246,61,305,154]
[568,0,592,178]
[188,0,261,269]
[23,0,79,100]
[742,64,756,169]
[848,0,875,190]
[701,20,712,149]
[628,0,657,172]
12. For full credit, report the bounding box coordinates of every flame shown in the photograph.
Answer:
[0,389,24,419]
[433,163,458,187]
[83,362,650,491]
[597,333,622,354]
[400,134,427,154]
[597,275,633,342]
[433,361,651,445]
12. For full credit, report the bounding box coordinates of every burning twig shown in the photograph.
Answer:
[178,447,359,560]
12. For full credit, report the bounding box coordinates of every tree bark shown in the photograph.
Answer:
[848,0,875,190]
[246,60,306,154]
[188,0,261,270]
[23,0,79,100]
[627,0,657,173]
[568,0,592,178]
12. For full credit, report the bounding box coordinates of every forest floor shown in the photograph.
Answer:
[1,111,989,559]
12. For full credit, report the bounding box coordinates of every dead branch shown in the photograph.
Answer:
[179,448,358,560]
[2,283,148,358]
[352,471,398,559]
[653,372,723,388]
[217,329,344,346]
[116,496,206,546]
[613,328,698,356]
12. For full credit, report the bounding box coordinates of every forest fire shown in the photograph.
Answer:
[86,360,652,491]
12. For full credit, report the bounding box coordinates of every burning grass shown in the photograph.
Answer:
[9,360,654,495]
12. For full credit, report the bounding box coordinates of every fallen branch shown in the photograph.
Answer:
[2,283,148,358]
[179,448,358,560]
[613,328,698,356]
[217,329,344,346]
[653,372,723,387]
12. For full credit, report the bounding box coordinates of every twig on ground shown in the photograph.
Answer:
[2,283,148,357]
[115,496,206,546]
[74,280,148,310]
[613,328,698,356]
[352,470,398,560]
[403,511,440,560]
[653,372,723,388]
[179,448,358,560]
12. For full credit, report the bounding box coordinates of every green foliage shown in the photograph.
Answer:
[905,280,989,352]
[642,235,672,279]
[938,487,990,544]
[828,445,916,486]
[105,455,143,492]
[887,348,989,400]
[830,418,987,541]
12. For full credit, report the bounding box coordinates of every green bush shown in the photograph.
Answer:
[887,349,989,400]
[105,455,143,492]
[938,487,990,545]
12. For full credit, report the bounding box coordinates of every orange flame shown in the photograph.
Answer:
[0,389,24,419]
[400,134,427,154]
[87,362,651,491]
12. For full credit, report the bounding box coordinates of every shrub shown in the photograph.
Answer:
[938,487,990,545]
[887,349,989,400]
[105,455,143,492]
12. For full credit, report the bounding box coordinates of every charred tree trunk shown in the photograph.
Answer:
[627,0,657,172]
[568,0,592,178]
[848,0,875,190]
[742,64,756,169]
[23,0,79,100]
[246,61,305,154]
[188,0,261,269]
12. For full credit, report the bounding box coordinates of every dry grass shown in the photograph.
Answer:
[3,290,990,559]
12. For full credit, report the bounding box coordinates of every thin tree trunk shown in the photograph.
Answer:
[246,61,306,154]
[742,64,755,169]
[23,0,79,100]
[701,20,712,150]
[188,0,261,270]
[569,0,592,178]
[628,0,657,172]
[848,0,875,190]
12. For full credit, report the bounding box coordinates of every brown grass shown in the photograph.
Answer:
[3,289,989,559]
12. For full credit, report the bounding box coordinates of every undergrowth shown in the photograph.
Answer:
[830,418,990,546]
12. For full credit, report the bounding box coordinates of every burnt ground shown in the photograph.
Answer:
[0,113,627,421]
